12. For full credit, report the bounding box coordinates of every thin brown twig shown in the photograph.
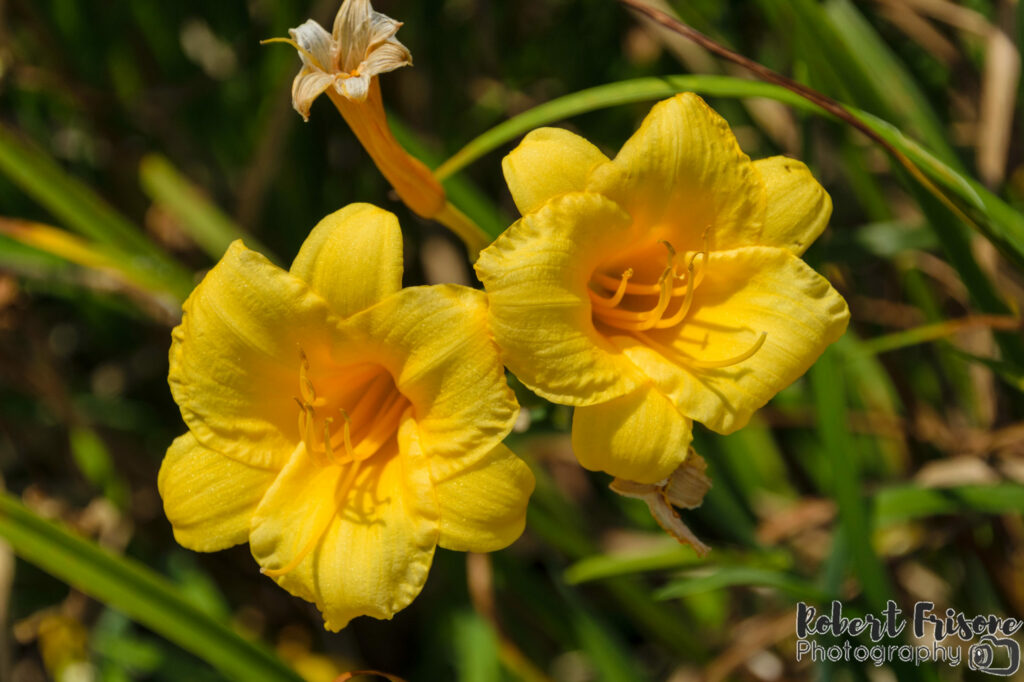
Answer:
[618,0,984,241]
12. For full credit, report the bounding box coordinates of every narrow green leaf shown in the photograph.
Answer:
[0,493,304,682]
[655,566,826,602]
[820,0,959,167]
[0,125,194,299]
[434,75,1024,273]
[451,611,502,682]
[810,349,893,611]
[139,154,275,262]
[565,546,704,584]
[873,483,1024,524]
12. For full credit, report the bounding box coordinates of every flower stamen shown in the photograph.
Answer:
[588,268,633,308]
[591,240,710,332]
[654,250,706,329]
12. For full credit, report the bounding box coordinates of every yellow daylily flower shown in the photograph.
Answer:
[476,93,849,489]
[267,0,487,253]
[159,203,533,630]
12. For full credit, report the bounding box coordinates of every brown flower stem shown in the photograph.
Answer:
[618,0,983,241]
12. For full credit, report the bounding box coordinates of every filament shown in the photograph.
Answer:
[654,251,705,329]
[588,268,633,308]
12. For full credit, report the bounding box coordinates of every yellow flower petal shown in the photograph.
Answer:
[502,127,610,216]
[433,443,534,552]
[587,93,765,253]
[249,416,439,631]
[158,433,279,552]
[639,246,849,434]
[335,284,519,481]
[754,156,831,255]
[169,241,337,469]
[290,203,403,318]
[571,384,693,484]
[475,192,646,405]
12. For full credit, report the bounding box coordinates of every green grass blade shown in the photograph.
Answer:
[0,125,194,299]
[873,483,1024,524]
[655,566,826,602]
[816,0,959,167]
[564,545,704,584]
[810,349,893,612]
[0,493,304,682]
[451,611,502,682]
[139,154,275,262]
[434,76,804,181]
[433,75,1024,272]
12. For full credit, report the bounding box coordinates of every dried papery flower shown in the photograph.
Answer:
[611,451,711,556]
[266,0,487,252]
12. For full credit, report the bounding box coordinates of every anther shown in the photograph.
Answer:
[338,409,354,461]
[654,258,699,329]
[322,417,335,462]
[659,240,677,263]
[589,268,633,308]
[298,349,317,404]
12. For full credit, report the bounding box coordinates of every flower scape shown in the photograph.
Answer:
[160,0,848,632]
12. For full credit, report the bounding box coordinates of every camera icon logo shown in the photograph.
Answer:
[968,635,1021,676]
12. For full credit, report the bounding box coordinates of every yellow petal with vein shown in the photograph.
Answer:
[572,385,692,484]
[250,417,438,631]
[169,241,337,469]
[588,93,765,253]
[335,284,518,481]
[475,192,646,406]
[755,156,831,255]
[158,432,279,552]
[433,443,534,552]
[639,246,849,434]
[502,127,610,215]
[290,203,403,318]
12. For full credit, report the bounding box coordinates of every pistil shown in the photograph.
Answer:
[274,357,411,579]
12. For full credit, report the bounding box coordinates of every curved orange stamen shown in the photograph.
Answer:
[654,251,705,329]
[589,268,633,308]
